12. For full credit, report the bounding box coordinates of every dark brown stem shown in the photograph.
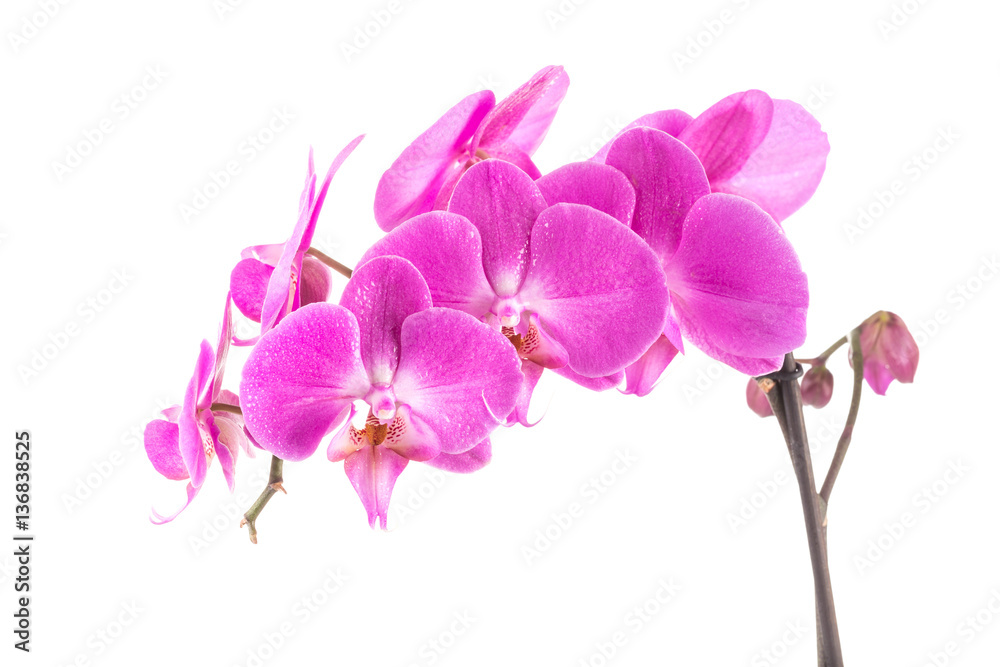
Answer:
[306,247,352,279]
[819,328,864,505]
[762,354,844,667]
[240,455,286,544]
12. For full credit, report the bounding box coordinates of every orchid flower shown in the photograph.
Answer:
[851,311,919,395]
[374,66,569,231]
[144,295,253,523]
[361,158,669,424]
[601,126,809,395]
[592,90,829,223]
[239,255,523,528]
[230,137,364,344]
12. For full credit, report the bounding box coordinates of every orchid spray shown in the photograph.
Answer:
[144,67,919,666]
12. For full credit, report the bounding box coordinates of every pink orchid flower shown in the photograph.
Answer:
[374,66,569,231]
[230,137,364,344]
[601,126,809,395]
[593,90,830,224]
[144,295,253,523]
[851,311,919,395]
[239,255,523,528]
[362,158,669,424]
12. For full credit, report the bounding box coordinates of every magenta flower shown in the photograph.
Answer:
[374,66,569,231]
[593,90,829,224]
[361,158,669,422]
[851,311,919,395]
[144,295,253,523]
[230,137,363,343]
[239,255,523,528]
[801,365,834,408]
[602,126,809,394]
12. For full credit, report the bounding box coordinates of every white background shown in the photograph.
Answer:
[2,0,998,665]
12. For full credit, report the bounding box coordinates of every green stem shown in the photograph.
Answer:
[819,328,864,506]
[241,455,286,544]
[306,247,352,279]
[210,402,243,416]
[798,335,848,366]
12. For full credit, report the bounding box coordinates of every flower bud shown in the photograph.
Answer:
[746,377,774,418]
[851,311,919,395]
[801,365,834,408]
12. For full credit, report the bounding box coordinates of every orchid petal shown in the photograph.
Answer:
[144,419,187,481]
[678,90,774,182]
[448,159,546,297]
[590,109,694,162]
[375,90,496,231]
[392,307,522,454]
[517,313,569,369]
[260,137,364,333]
[535,161,637,226]
[344,446,408,530]
[210,293,234,403]
[299,255,332,307]
[474,65,569,156]
[384,405,441,462]
[712,99,829,222]
[179,341,214,488]
[241,243,284,264]
[358,212,495,317]
[518,203,670,377]
[232,257,273,323]
[604,127,710,260]
[426,438,492,473]
[340,256,433,385]
[623,335,680,396]
[664,194,808,374]
[551,365,624,391]
[150,483,201,525]
[240,303,370,461]
[506,360,545,427]
[213,419,237,493]
[478,141,541,179]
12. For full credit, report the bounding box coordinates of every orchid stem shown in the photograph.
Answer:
[819,328,864,506]
[240,455,286,544]
[210,402,243,416]
[306,247,352,279]
[762,354,844,667]
[797,335,848,366]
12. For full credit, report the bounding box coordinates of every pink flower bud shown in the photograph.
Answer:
[851,311,919,395]
[746,378,774,418]
[801,365,834,408]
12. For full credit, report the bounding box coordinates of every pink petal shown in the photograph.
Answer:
[713,99,830,223]
[150,483,201,525]
[344,446,408,530]
[479,141,541,179]
[375,90,496,231]
[340,256,433,385]
[230,258,272,321]
[604,127,710,260]
[517,203,670,378]
[591,109,694,163]
[535,161,637,225]
[448,159,547,297]
[241,243,284,264]
[551,365,624,391]
[678,90,774,182]
[664,194,808,374]
[299,255,332,307]
[519,313,569,369]
[240,303,370,462]
[214,409,252,458]
[358,211,496,317]
[623,334,680,396]
[474,65,569,156]
[260,137,364,333]
[392,307,523,454]
[213,418,237,493]
[426,438,492,473]
[144,419,187,481]
[179,341,214,488]
[506,360,545,427]
[209,293,234,404]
